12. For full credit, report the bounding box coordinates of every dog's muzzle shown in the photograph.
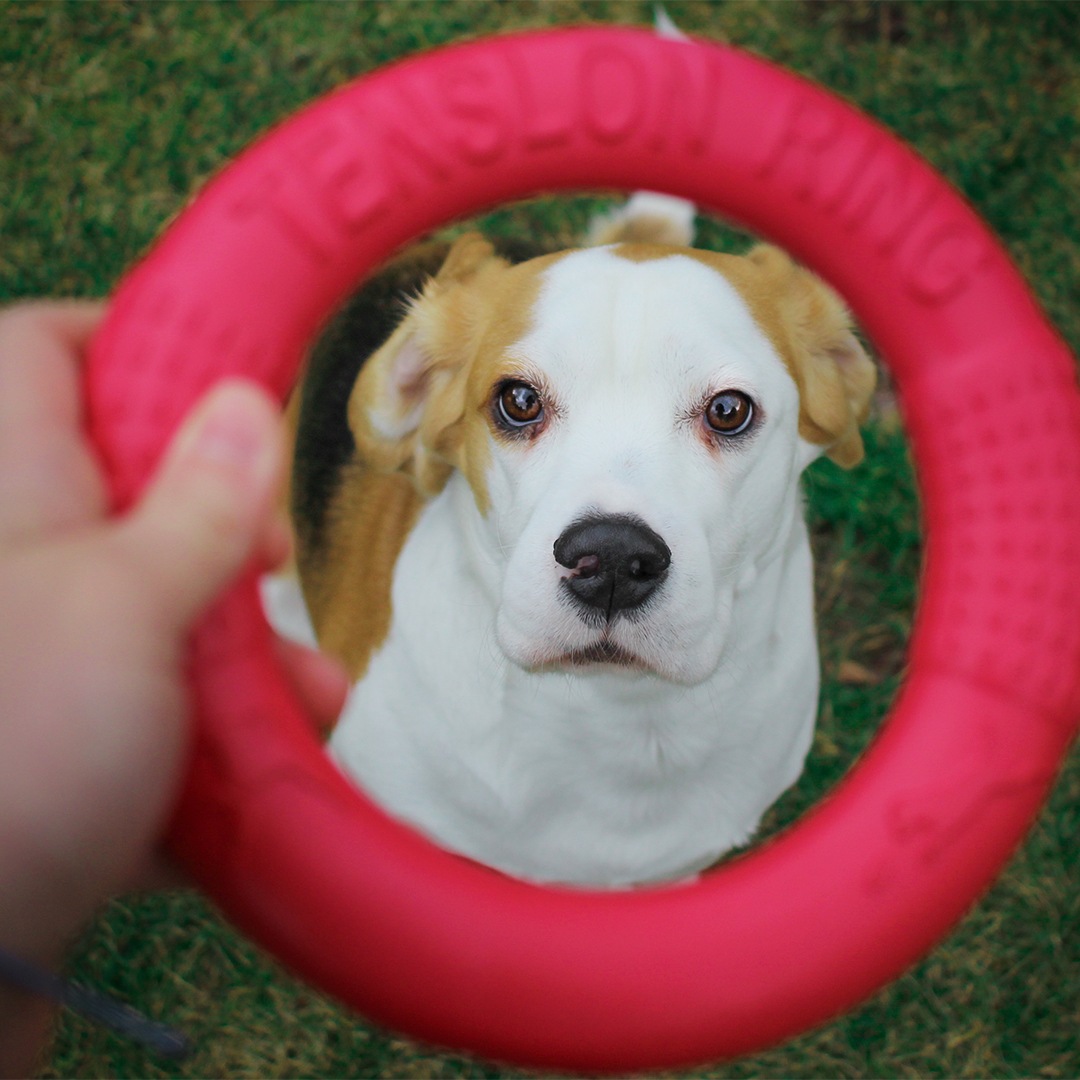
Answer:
[554,513,671,620]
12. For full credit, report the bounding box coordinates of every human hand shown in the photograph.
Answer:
[0,301,346,1072]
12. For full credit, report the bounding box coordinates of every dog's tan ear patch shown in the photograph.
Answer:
[746,244,876,468]
[348,233,508,497]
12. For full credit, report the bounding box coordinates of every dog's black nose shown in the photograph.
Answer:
[554,514,671,617]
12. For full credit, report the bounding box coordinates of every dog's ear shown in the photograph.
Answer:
[348,233,508,495]
[746,244,876,468]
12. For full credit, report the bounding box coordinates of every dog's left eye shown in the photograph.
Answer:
[495,381,544,428]
[705,391,755,437]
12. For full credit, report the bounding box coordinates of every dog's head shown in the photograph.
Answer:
[349,235,875,685]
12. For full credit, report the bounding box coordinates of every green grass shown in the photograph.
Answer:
[3,1,1078,1077]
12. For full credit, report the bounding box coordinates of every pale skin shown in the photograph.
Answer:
[0,302,348,1076]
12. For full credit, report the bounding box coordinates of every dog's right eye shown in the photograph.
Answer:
[495,381,544,429]
[704,390,755,437]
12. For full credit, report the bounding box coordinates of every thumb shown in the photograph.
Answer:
[113,379,285,632]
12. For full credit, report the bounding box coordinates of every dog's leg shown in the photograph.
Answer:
[260,385,320,650]
[259,569,319,649]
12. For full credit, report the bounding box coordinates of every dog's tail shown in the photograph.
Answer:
[587,191,698,248]
[653,4,689,41]
[586,11,697,249]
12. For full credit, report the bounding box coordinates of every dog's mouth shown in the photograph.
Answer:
[545,638,650,672]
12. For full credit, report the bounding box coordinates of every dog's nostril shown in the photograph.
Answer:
[573,554,602,579]
[554,514,671,616]
[628,553,668,580]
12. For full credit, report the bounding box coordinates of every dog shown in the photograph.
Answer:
[264,193,876,888]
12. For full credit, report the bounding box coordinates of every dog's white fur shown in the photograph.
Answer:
[265,199,874,889]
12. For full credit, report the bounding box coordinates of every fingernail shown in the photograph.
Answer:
[190,383,271,472]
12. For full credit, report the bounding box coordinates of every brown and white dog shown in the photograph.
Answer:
[264,194,876,888]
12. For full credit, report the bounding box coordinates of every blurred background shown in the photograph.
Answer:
[2,2,1077,1076]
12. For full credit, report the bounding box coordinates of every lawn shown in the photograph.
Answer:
[2,1,1078,1077]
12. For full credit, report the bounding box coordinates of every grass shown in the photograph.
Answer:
[2,1,1077,1076]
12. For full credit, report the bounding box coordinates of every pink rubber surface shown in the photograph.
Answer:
[84,28,1080,1072]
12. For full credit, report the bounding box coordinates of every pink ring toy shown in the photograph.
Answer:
[85,28,1080,1072]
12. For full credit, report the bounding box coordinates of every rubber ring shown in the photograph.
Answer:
[85,27,1080,1072]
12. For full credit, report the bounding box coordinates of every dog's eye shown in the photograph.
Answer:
[705,391,754,436]
[496,381,544,428]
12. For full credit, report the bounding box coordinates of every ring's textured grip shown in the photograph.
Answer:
[84,28,1080,1072]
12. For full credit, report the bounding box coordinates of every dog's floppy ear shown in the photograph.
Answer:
[746,244,876,468]
[348,233,508,495]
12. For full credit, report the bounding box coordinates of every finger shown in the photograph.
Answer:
[0,301,108,545]
[110,379,286,633]
[256,512,294,577]
[274,638,351,737]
